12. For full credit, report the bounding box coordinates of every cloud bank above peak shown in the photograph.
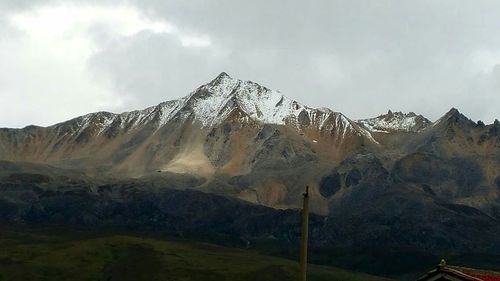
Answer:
[1,0,500,128]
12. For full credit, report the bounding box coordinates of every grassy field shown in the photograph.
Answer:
[0,227,392,281]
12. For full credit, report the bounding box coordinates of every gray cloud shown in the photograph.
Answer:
[1,0,500,128]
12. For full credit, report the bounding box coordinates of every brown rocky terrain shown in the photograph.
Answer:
[0,73,379,213]
[1,73,500,276]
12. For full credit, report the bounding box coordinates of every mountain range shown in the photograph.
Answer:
[1,73,500,276]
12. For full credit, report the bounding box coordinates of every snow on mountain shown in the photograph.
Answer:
[49,72,378,143]
[53,96,189,136]
[190,73,378,142]
[189,72,318,126]
[357,110,431,133]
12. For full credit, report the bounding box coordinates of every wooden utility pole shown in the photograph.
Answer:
[299,186,310,281]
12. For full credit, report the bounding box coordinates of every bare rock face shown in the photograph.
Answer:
[1,73,500,258]
[356,110,431,133]
[0,73,375,209]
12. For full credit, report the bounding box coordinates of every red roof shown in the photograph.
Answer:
[418,264,500,281]
[454,267,500,281]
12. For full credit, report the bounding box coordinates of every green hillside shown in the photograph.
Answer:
[0,228,391,281]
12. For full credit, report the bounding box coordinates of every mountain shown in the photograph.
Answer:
[1,73,500,276]
[0,73,375,176]
[0,73,381,212]
[357,110,431,133]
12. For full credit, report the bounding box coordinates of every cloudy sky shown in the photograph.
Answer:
[1,0,500,128]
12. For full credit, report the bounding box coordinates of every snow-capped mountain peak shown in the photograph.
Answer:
[186,73,379,143]
[357,110,431,133]
[45,72,379,144]
[186,73,314,127]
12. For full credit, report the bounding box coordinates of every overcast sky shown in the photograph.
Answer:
[1,0,500,128]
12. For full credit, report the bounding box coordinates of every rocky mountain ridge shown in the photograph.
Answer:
[357,110,432,133]
[6,72,373,139]
[0,73,499,212]
[1,73,500,271]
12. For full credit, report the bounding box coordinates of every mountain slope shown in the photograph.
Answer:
[0,73,374,171]
[357,110,431,133]
[0,227,393,281]
[1,73,500,276]
[0,73,379,211]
